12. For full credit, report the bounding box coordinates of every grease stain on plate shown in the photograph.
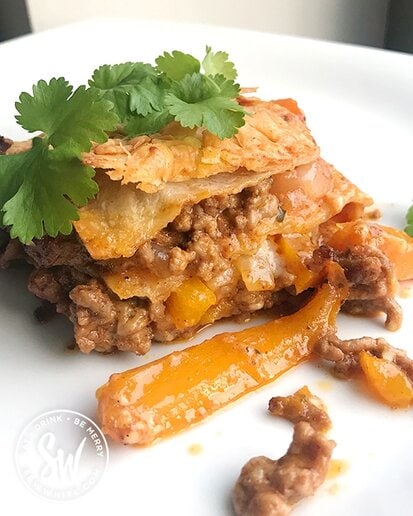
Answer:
[316,379,334,392]
[328,482,341,495]
[187,443,203,456]
[327,460,349,496]
[327,459,349,479]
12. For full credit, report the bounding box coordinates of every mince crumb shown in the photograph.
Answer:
[315,333,413,381]
[268,386,331,432]
[232,387,335,516]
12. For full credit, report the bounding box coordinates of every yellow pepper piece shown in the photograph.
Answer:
[278,237,314,293]
[97,267,346,446]
[359,351,413,408]
[166,277,217,329]
[325,220,413,281]
[199,299,234,325]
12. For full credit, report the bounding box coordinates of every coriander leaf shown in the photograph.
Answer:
[168,71,205,101]
[212,73,241,97]
[405,205,413,237]
[89,62,158,121]
[89,62,156,90]
[129,76,165,116]
[49,86,118,158]
[125,110,173,137]
[165,73,245,138]
[94,88,130,122]
[0,148,32,227]
[15,78,72,134]
[155,51,200,81]
[1,138,98,243]
[166,94,245,138]
[202,46,237,80]
[16,79,118,158]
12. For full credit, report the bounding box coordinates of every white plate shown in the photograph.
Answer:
[1,19,412,516]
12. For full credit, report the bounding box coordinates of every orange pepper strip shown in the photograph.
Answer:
[325,220,413,281]
[97,276,345,446]
[274,98,302,117]
[359,351,413,408]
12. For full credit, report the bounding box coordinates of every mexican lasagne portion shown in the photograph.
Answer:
[1,98,382,354]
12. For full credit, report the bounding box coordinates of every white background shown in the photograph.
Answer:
[27,0,390,47]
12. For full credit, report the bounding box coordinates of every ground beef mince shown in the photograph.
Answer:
[310,244,402,331]
[232,424,334,516]
[0,236,23,268]
[0,135,12,154]
[3,178,290,353]
[315,333,413,380]
[69,280,151,354]
[233,388,335,516]
[128,178,281,283]
[34,301,57,324]
[0,169,402,354]
[171,178,280,239]
[343,297,402,332]
[28,266,91,316]
[11,181,283,352]
[24,234,94,271]
[27,267,152,354]
[340,244,402,330]
[268,386,331,432]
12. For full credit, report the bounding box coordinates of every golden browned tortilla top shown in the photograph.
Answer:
[82,98,319,192]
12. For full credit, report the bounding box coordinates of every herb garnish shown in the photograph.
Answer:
[405,205,413,237]
[0,47,245,244]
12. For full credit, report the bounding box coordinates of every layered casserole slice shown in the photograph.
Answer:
[1,98,376,354]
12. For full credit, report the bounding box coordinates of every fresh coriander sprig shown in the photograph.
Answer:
[0,78,118,243]
[202,46,237,80]
[90,46,245,138]
[405,205,413,236]
[164,73,244,138]
[0,47,245,244]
